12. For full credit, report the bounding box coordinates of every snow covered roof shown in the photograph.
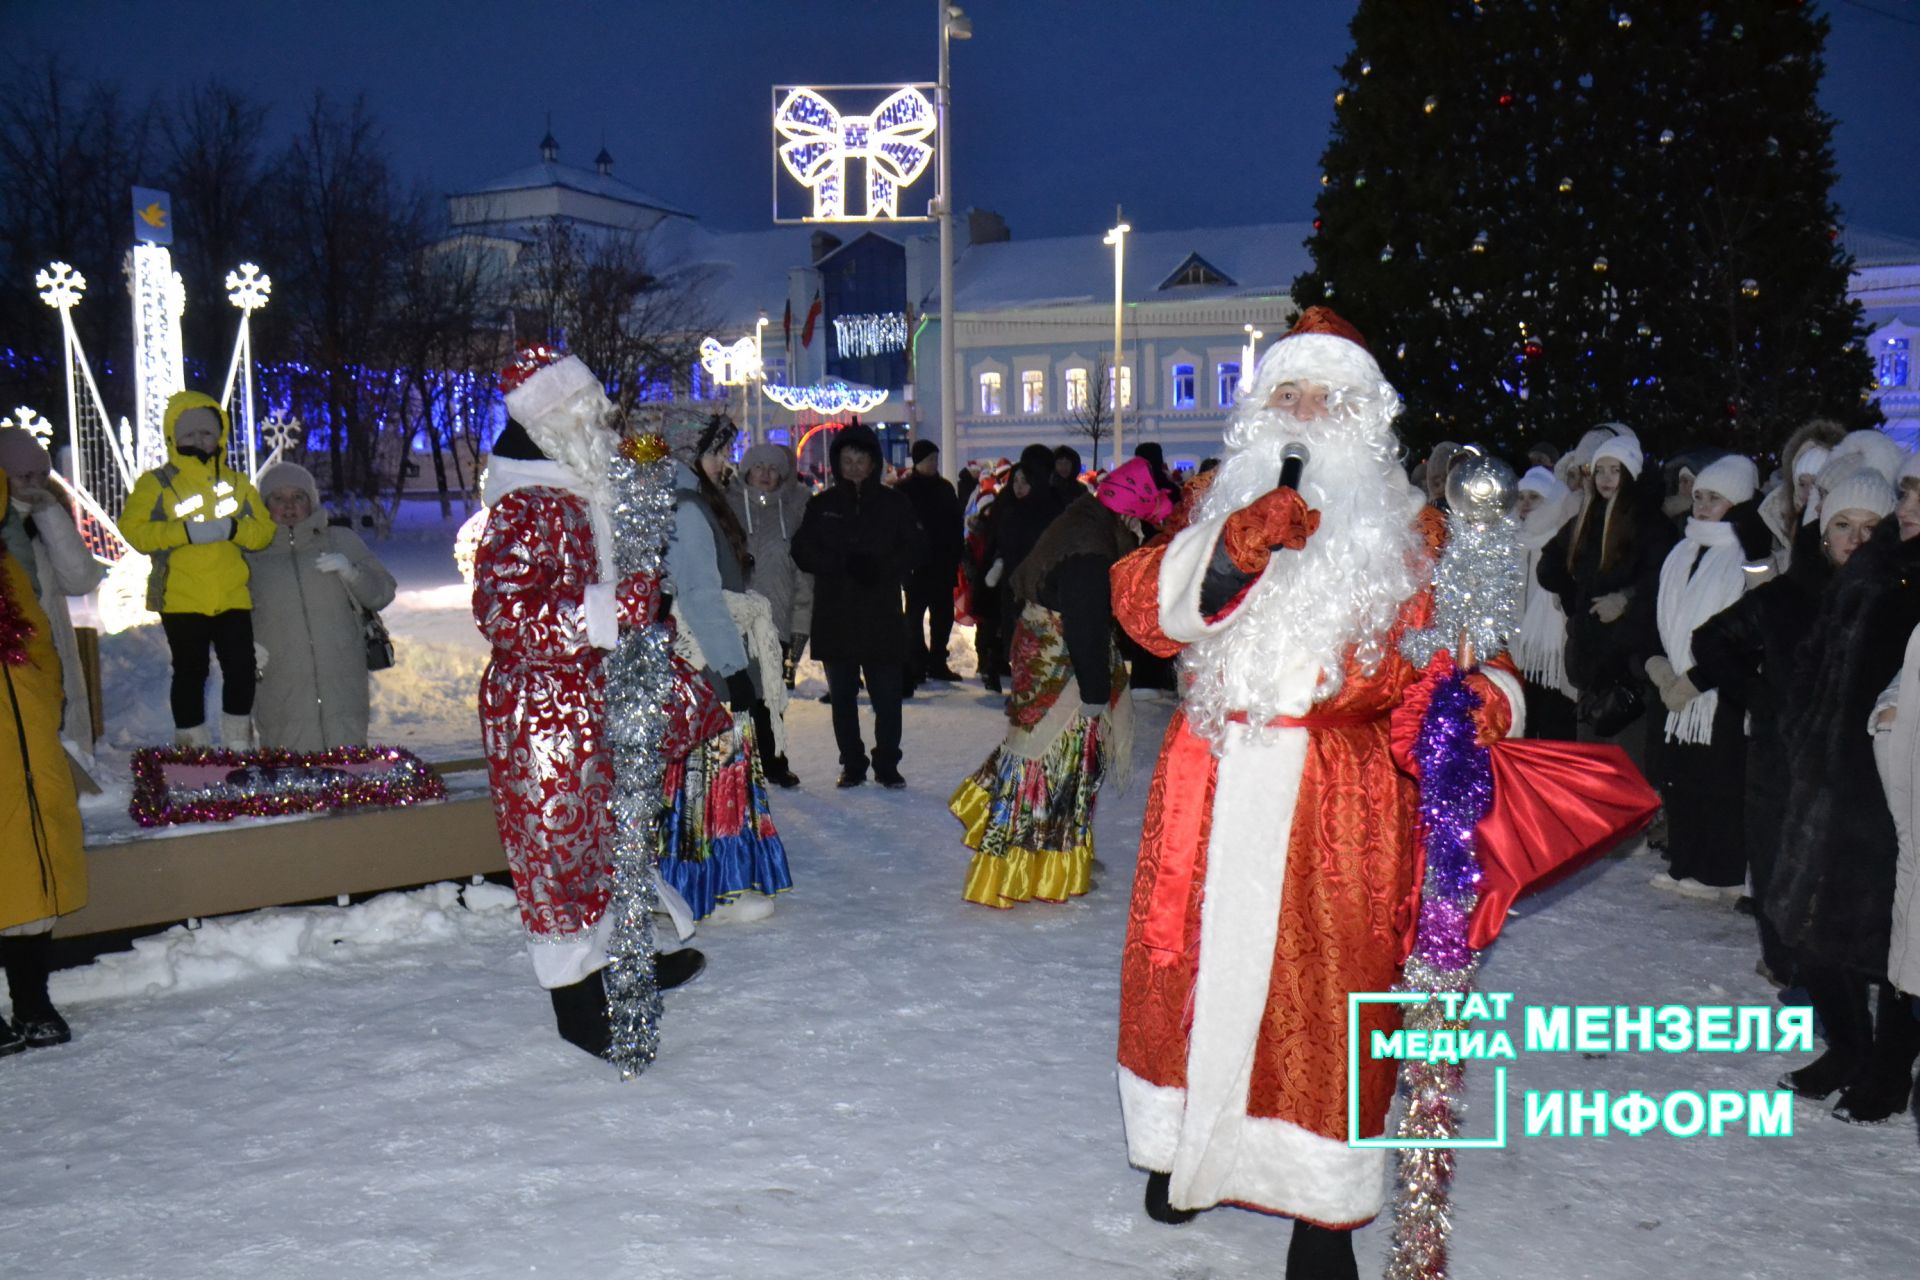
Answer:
[458,159,694,219]
[951,221,1314,312]
[663,224,825,329]
[1843,226,1920,268]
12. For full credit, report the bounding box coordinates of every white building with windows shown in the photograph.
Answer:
[930,224,1310,470]
[1853,228,1920,447]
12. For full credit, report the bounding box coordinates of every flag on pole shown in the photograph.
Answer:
[802,289,822,349]
[131,187,173,245]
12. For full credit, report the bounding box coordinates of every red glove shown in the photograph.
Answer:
[617,570,662,628]
[1220,488,1321,574]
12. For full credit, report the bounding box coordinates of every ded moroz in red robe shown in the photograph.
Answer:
[1111,478,1519,1228]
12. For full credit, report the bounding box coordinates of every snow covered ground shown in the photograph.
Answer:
[11,508,1920,1277]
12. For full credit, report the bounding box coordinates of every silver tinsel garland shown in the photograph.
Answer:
[601,444,680,1078]
[1399,513,1525,671]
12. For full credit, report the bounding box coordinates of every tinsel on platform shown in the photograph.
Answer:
[600,432,679,1079]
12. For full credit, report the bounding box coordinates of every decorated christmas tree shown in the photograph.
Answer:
[1291,0,1877,462]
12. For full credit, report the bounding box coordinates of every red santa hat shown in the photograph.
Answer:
[1240,306,1393,412]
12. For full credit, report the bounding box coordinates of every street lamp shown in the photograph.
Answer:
[936,1,970,481]
[1103,210,1130,467]
[1241,322,1264,393]
[754,312,769,442]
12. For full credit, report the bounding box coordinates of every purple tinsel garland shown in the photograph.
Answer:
[1410,670,1494,972]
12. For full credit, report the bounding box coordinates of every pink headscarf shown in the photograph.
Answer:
[1096,457,1172,525]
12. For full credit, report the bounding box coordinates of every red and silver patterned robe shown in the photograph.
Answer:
[1111,479,1519,1228]
[475,467,653,982]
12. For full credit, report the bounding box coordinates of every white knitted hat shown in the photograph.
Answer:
[1690,454,1758,507]
[1591,434,1644,479]
[1821,470,1895,534]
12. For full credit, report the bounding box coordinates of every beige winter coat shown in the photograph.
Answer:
[1879,622,1920,993]
[245,510,396,752]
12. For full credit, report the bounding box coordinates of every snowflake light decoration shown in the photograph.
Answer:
[1,406,52,444]
[260,415,303,453]
[34,261,86,309]
[225,262,272,311]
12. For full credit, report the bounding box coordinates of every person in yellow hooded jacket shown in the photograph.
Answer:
[117,391,275,747]
[0,467,87,1056]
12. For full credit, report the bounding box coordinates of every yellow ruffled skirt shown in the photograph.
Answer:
[949,714,1104,909]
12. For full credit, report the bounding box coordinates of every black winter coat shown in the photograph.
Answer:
[1536,494,1677,691]
[1768,528,1920,974]
[899,471,963,576]
[790,455,927,665]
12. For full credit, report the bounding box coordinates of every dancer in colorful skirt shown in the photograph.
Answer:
[950,459,1171,907]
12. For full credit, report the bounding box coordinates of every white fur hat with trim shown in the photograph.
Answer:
[1832,429,1906,485]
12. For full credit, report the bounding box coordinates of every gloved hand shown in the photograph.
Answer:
[983,559,1005,588]
[725,670,757,713]
[1643,655,1675,689]
[185,517,234,544]
[1221,488,1321,574]
[314,551,352,575]
[617,570,661,628]
[1590,592,1629,624]
[1661,674,1700,713]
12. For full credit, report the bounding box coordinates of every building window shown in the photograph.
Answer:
[979,371,1003,415]
[1064,367,1089,412]
[1172,363,1196,410]
[1881,337,1911,390]
[1217,361,1241,406]
[1108,364,1133,409]
[1021,369,1046,414]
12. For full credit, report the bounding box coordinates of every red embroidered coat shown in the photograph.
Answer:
[1110,477,1515,1228]
[475,485,654,942]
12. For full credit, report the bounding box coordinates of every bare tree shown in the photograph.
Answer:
[0,55,153,415]
[512,217,718,414]
[267,92,413,498]
[157,80,272,367]
[1067,354,1114,470]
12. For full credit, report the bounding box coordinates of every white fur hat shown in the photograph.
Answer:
[1822,470,1895,534]
[501,350,605,443]
[1518,464,1566,501]
[1832,429,1906,485]
[1792,444,1831,482]
[1591,434,1644,480]
[1690,454,1758,507]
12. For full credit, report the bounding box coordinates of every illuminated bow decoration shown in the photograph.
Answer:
[775,87,935,220]
[699,336,763,387]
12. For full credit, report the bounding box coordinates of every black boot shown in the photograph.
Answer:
[549,969,613,1058]
[0,1016,25,1058]
[656,947,706,991]
[763,756,801,789]
[1833,984,1920,1124]
[1143,1171,1197,1225]
[1,933,69,1048]
[1286,1219,1359,1280]
[1779,1048,1859,1101]
[1783,964,1871,1100]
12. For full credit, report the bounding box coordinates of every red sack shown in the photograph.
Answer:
[1468,738,1660,949]
[658,652,733,762]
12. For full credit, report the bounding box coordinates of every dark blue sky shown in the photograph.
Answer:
[14,0,1920,241]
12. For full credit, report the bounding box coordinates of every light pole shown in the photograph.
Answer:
[1241,322,1264,393]
[1103,210,1130,467]
[754,312,769,442]
[937,1,971,482]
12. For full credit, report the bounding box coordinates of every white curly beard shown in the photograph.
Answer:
[1180,400,1428,751]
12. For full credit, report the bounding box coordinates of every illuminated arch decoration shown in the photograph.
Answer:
[762,379,888,416]
[773,86,935,223]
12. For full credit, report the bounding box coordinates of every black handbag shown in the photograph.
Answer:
[359,604,396,672]
[1576,677,1644,738]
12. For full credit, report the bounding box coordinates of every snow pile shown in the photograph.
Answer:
[50,881,519,1005]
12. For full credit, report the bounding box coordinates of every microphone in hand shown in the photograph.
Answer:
[1278,442,1310,492]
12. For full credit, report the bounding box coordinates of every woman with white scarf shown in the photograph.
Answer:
[1514,466,1581,740]
[1644,454,1760,897]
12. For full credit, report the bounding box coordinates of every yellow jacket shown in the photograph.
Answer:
[0,470,86,931]
[118,391,276,614]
